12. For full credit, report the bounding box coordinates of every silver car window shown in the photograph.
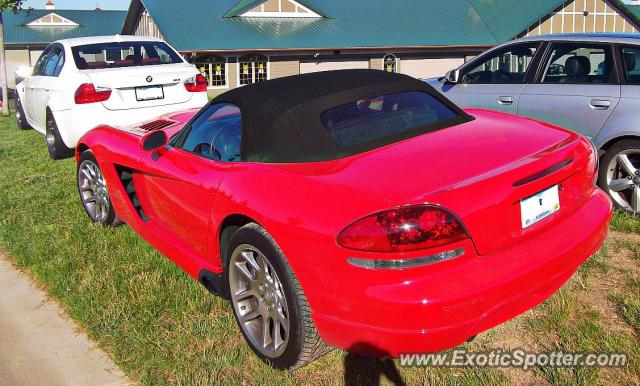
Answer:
[462,43,539,85]
[541,44,614,84]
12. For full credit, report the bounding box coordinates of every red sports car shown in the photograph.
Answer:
[75,70,612,369]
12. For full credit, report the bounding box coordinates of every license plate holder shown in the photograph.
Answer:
[135,85,164,101]
[520,185,560,229]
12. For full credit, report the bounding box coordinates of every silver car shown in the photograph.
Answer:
[427,33,640,214]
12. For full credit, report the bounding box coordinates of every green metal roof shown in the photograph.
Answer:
[130,0,509,51]
[124,0,640,52]
[620,2,640,21]
[468,0,565,41]
[2,9,127,45]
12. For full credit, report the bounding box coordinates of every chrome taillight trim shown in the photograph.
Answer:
[347,248,465,270]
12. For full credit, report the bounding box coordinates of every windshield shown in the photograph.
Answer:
[320,91,459,149]
[71,41,183,70]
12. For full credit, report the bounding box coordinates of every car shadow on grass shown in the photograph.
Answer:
[343,342,406,386]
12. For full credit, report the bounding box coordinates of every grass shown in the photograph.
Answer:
[0,116,639,385]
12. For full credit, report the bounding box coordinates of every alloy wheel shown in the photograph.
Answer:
[78,160,111,223]
[229,244,290,358]
[606,149,640,213]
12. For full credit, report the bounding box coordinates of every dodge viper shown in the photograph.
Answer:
[74,69,612,369]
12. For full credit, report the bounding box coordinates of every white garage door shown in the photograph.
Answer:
[400,58,465,79]
[300,60,369,74]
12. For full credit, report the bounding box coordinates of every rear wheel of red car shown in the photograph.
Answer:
[77,150,122,227]
[599,139,640,214]
[226,223,330,369]
[46,111,74,160]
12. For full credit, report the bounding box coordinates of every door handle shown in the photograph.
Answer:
[497,96,515,105]
[590,99,611,110]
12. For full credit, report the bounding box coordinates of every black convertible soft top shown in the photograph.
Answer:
[211,69,473,163]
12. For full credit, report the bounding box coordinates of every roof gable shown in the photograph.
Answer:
[468,0,565,41]
[224,0,324,18]
[27,12,79,26]
[2,9,127,45]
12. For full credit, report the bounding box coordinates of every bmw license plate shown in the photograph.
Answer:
[520,185,560,228]
[135,85,164,101]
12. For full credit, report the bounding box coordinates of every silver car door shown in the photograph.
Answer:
[517,42,620,140]
[433,42,542,114]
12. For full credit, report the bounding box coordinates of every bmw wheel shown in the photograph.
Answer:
[15,96,30,130]
[600,139,640,214]
[46,111,74,160]
[77,150,122,227]
[226,223,330,369]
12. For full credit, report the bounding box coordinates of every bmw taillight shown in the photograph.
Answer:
[337,205,468,253]
[184,74,207,92]
[74,83,111,104]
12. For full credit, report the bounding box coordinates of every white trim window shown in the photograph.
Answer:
[383,54,397,73]
[27,12,79,27]
[238,54,269,86]
[240,0,322,18]
[194,55,228,89]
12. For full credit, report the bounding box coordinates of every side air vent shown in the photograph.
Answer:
[115,166,150,222]
[138,119,175,132]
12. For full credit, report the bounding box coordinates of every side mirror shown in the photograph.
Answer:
[445,69,461,84]
[141,130,168,151]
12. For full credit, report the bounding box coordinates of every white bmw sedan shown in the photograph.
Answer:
[15,35,209,159]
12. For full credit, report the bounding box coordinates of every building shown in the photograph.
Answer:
[121,0,640,97]
[1,2,126,87]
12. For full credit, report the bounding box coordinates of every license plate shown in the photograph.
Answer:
[520,185,560,228]
[135,85,164,101]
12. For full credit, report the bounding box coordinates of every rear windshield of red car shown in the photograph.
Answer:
[320,91,459,149]
[71,41,183,70]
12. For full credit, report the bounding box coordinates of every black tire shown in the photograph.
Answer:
[15,96,30,130]
[77,150,123,227]
[46,111,74,160]
[598,139,640,214]
[225,223,330,370]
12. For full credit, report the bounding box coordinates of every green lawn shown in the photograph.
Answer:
[0,116,638,385]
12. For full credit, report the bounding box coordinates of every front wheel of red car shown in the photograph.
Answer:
[77,150,122,227]
[226,223,330,370]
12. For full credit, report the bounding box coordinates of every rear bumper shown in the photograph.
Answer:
[53,94,208,148]
[310,189,612,357]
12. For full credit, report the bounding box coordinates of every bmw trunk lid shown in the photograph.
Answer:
[83,63,198,110]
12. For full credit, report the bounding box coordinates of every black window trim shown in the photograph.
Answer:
[170,101,244,162]
[43,43,65,77]
[33,45,53,76]
[532,40,620,85]
[459,41,544,85]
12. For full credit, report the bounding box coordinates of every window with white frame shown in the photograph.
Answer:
[194,55,227,88]
[238,54,268,86]
[383,54,397,73]
[27,13,78,27]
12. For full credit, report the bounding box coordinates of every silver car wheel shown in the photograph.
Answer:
[78,160,111,223]
[606,149,640,213]
[229,244,290,358]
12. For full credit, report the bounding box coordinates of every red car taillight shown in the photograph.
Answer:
[337,205,468,253]
[184,74,207,92]
[74,83,111,104]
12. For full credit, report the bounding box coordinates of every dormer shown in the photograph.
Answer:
[225,0,324,18]
[27,13,79,27]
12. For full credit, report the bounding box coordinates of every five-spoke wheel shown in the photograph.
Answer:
[229,244,290,358]
[600,139,640,214]
[77,150,122,226]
